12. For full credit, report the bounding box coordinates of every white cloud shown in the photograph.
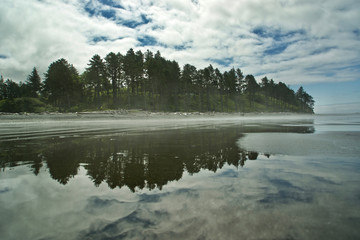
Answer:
[0,0,359,90]
[0,0,137,80]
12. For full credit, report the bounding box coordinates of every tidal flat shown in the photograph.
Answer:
[0,113,359,240]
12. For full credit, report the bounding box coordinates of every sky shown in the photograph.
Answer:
[0,0,359,113]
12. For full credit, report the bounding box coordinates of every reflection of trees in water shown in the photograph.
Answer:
[239,151,259,167]
[81,129,245,191]
[45,141,82,184]
[0,123,314,190]
[0,141,43,175]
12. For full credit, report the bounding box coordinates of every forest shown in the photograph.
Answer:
[0,48,314,113]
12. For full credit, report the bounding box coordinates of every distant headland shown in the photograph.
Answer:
[0,48,314,114]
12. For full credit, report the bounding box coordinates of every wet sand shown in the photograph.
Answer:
[0,111,313,141]
[0,113,359,240]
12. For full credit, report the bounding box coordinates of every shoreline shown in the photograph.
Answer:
[0,110,312,120]
[0,110,316,142]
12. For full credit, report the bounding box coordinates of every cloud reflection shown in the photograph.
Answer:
[2,120,360,239]
[0,124,315,191]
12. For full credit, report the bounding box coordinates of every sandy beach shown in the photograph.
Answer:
[0,111,313,141]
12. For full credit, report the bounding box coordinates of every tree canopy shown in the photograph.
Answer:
[26,67,42,97]
[43,58,81,109]
[0,49,315,113]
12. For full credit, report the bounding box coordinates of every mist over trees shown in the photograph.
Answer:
[0,48,314,113]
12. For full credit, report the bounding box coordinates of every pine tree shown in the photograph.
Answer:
[26,67,42,97]
[0,75,5,100]
[105,52,122,102]
[85,54,107,104]
[245,75,259,107]
[43,58,79,109]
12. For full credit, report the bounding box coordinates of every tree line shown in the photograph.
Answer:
[0,48,314,113]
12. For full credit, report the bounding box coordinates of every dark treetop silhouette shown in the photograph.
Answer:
[0,49,314,113]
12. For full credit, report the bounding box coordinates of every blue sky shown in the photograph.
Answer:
[0,0,359,113]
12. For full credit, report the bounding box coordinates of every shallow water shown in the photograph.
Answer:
[0,114,359,240]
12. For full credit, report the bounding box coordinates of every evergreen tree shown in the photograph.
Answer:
[0,75,5,100]
[296,86,314,112]
[245,75,259,106]
[235,68,244,93]
[85,54,107,104]
[105,52,122,102]
[295,86,305,100]
[165,60,181,110]
[180,64,197,111]
[181,64,196,94]
[223,68,237,94]
[135,50,144,94]
[0,77,21,99]
[123,48,137,95]
[144,50,156,94]
[0,47,315,113]
[6,79,21,99]
[43,58,79,109]
[260,76,270,97]
[25,67,42,97]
